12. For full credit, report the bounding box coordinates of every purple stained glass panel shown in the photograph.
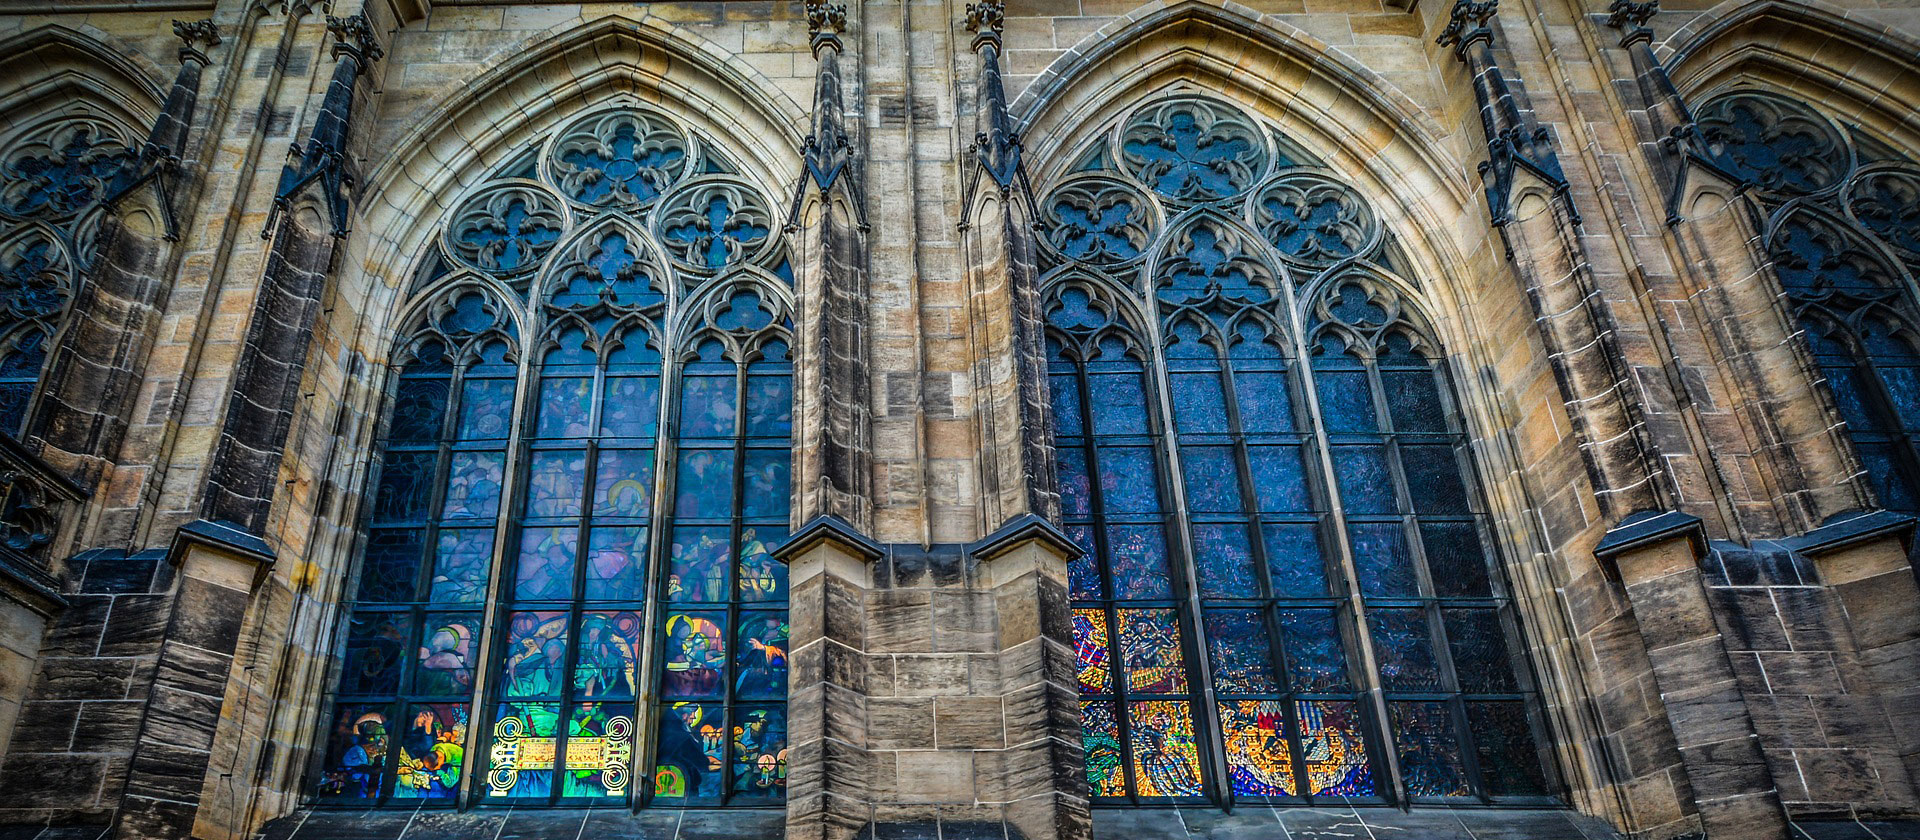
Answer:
[442,452,505,519]
[515,526,577,601]
[413,613,481,696]
[1059,447,1093,517]
[1068,524,1101,600]
[1099,447,1161,514]
[584,526,647,601]
[1263,524,1328,598]
[1235,371,1295,433]
[1181,445,1243,513]
[1248,445,1309,513]
[1350,522,1418,598]
[1204,609,1280,693]
[500,612,569,698]
[1331,446,1394,514]
[592,449,653,518]
[1090,371,1151,436]
[537,377,595,439]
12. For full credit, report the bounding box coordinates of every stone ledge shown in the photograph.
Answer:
[1785,510,1917,559]
[970,514,1083,563]
[774,513,886,564]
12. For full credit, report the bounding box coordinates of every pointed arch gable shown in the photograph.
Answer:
[0,23,167,128]
[1664,0,1920,152]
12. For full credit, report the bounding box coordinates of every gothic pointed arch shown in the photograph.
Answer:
[317,97,795,808]
[1038,89,1556,807]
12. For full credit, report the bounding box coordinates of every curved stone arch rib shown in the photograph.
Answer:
[669,266,796,358]
[0,24,167,122]
[530,212,676,314]
[389,272,533,362]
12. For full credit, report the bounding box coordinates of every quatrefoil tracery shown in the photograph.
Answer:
[547,110,694,209]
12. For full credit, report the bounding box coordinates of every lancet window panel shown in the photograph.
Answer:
[1039,92,1554,807]
[0,116,141,436]
[1698,90,1920,514]
[314,104,792,809]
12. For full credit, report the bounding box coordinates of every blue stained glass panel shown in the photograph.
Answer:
[515,527,577,601]
[458,378,515,441]
[1400,445,1469,514]
[1263,524,1329,598]
[443,452,505,519]
[1090,371,1151,436]
[1205,609,1280,693]
[654,701,725,800]
[389,378,449,443]
[1059,448,1093,517]
[1107,525,1173,600]
[592,449,653,518]
[414,613,481,695]
[1368,609,1442,692]
[737,527,787,603]
[1880,365,1920,428]
[357,529,424,603]
[1350,522,1418,598]
[1331,446,1395,514]
[1279,609,1349,693]
[1068,524,1101,599]
[1248,445,1309,512]
[680,374,738,438]
[745,374,793,438]
[1467,701,1548,795]
[342,612,408,695]
[584,526,647,601]
[575,610,644,699]
[537,377,595,439]
[1181,445,1243,513]
[731,707,788,798]
[1099,447,1161,514]
[1382,368,1445,433]
[500,611,570,698]
[1858,442,1919,511]
[663,611,729,699]
[1393,702,1469,797]
[1314,369,1376,432]
[668,526,731,603]
[1171,371,1229,433]
[430,528,493,603]
[743,449,790,519]
[1235,371,1295,434]
[1445,609,1518,692]
[599,376,660,438]
[674,449,736,517]
[526,450,587,518]
[1051,374,1084,434]
[734,612,790,700]
[373,452,436,524]
[1421,522,1493,597]
[1193,523,1259,599]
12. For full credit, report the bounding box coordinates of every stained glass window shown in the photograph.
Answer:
[318,107,790,808]
[1040,94,1552,806]
[1696,91,1920,515]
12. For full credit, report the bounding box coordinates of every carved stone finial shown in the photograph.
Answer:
[172,19,220,63]
[1436,0,1498,58]
[326,13,383,63]
[965,0,1005,52]
[1605,0,1658,45]
[806,0,847,56]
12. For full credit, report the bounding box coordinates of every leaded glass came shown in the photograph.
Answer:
[1040,92,1553,806]
[318,106,792,807]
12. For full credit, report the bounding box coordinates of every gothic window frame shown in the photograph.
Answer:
[1696,88,1920,514]
[0,112,140,435]
[314,102,795,810]
[1039,89,1559,809]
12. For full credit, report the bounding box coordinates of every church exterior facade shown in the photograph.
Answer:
[0,0,1918,838]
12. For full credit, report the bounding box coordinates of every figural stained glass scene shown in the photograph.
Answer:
[3,3,1919,840]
